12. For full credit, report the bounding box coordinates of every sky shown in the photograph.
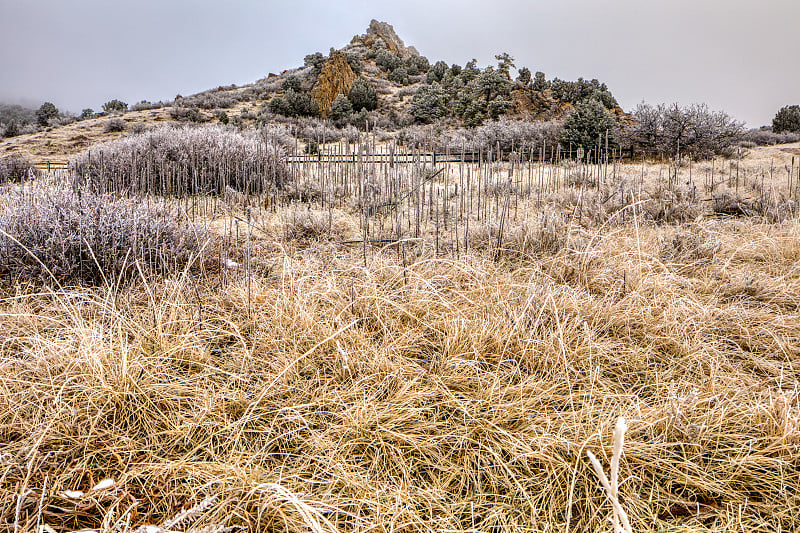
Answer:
[1,0,798,127]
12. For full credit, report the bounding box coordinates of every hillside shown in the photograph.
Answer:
[0,20,624,163]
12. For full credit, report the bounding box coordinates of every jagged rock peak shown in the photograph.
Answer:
[352,20,419,58]
[311,51,358,118]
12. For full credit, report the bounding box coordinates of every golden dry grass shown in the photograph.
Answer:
[2,143,800,531]
[3,204,800,531]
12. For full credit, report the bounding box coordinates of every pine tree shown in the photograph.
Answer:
[773,105,800,133]
[36,102,59,126]
[560,98,617,151]
[329,95,353,121]
[348,78,378,112]
[411,83,448,123]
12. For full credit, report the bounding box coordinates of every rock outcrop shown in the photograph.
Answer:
[352,19,418,59]
[311,51,358,118]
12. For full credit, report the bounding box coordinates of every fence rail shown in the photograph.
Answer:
[33,147,636,170]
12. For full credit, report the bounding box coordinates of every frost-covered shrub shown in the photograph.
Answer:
[0,155,39,183]
[104,118,126,132]
[130,100,164,111]
[623,102,743,159]
[742,128,800,146]
[260,124,296,149]
[169,107,205,122]
[102,99,128,114]
[401,118,562,153]
[0,185,207,285]
[71,124,288,196]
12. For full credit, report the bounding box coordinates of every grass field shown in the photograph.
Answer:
[2,142,800,532]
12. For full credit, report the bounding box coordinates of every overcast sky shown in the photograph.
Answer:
[1,0,797,127]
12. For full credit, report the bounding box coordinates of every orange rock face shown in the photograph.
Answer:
[311,51,358,118]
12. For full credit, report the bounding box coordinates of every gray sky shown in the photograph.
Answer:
[1,0,797,127]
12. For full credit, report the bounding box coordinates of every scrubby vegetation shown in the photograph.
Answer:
[2,20,800,531]
[622,102,744,159]
[71,124,289,196]
[3,138,800,531]
[0,184,206,285]
[0,154,38,183]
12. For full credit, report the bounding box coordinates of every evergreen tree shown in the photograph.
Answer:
[36,102,59,126]
[4,120,19,137]
[516,67,532,86]
[329,95,353,121]
[348,77,378,112]
[411,83,448,123]
[773,105,800,133]
[532,71,548,91]
[283,75,301,93]
[560,98,617,151]
[426,61,449,84]
[102,99,128,114]
[268,96,293,116]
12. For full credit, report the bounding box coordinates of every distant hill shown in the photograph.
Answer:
[1,19,624,161]
[174,19,624,126]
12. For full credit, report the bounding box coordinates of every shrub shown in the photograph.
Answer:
[130,100,162,111]
[285,89,319,117]
[560,98,617,152]
[104,118,126,132]
[0,155,38,183]
[169,107,204,122]
[348,77,378,112]
[0,184,206,285]
[71,124,289,196]
[624,102,744,159]
[215,110,229,124]
[35,102,59,126]
[283,75,302,93]
[773,105,800,134]
[3,120,19,137]
[375,49,402,72]
[268,96,292,116]
[411,83,448,124]
[329,95,353,121]
[345,52,363,74]
[742,127,800,146]
[102,99,128,114]
[388,67,410,85]
[79,108,95,120]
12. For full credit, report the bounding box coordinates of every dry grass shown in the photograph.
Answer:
[2,210,800,531]
[2,143,800,531]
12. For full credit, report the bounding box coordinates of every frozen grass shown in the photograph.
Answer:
[3,212,800,531]
[3,143,800,531]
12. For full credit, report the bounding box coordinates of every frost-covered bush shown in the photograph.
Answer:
[401,118,563,153]
[71,124,289,196]
[741,128,800,146]
[0,155,39,183]
[104,118,126,132]
[102,99,128,114]
[0,185,207,285]
[130,100,164,111]
[623,102,743,159]
[260,124,296,149]
[169,107,205,122]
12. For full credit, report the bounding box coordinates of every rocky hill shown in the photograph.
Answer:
[1,20,625,161]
